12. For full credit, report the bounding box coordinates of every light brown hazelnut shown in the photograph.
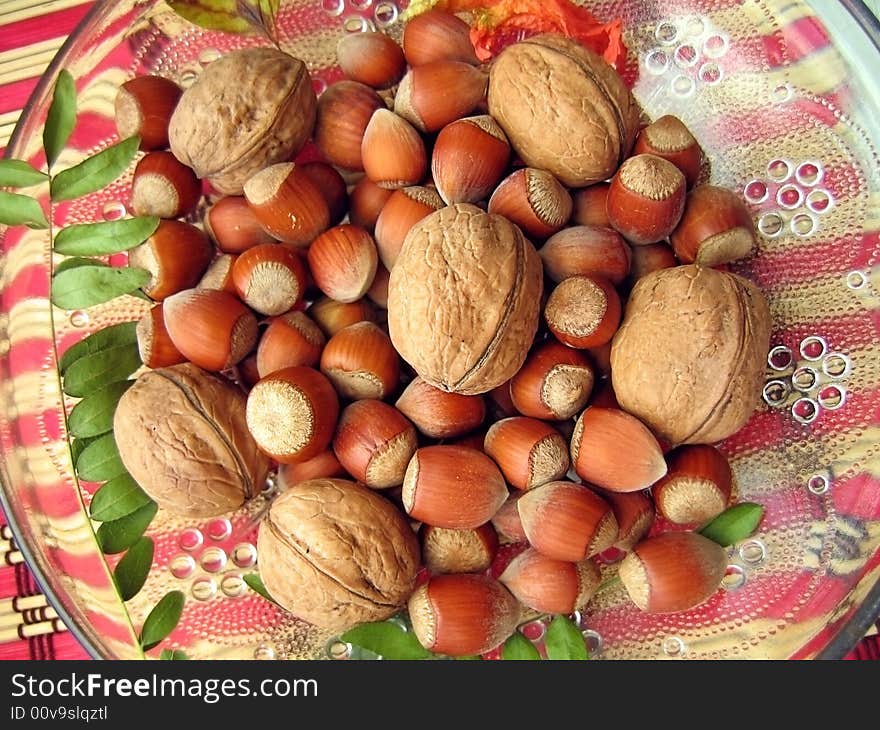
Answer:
[113,363,270,517]
[257,478,420,631]
[388,204,543,395]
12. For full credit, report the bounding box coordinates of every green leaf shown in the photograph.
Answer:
[51,265,150,309]
[700,502,765,547]
[90,473,152,522]
[67,380,134,438]
[140,590,185,651]
[166,1,253,34]
[0,191,48,229]
[114,537,154,601]
[63,341,141,397]
[502,632,541,660]
[54,216,160,256]
[59,321,138,374]
[341,620,433,660]
[544,616,589,661]
[43,70,76,169]
[69,436,95,465]
[50,135,140,203]
[54,256,105,275]
[243,573,278,605]
[160,649,189,660]
[96,501,157,554]
[75,433,127,482]
[0,159,48,187]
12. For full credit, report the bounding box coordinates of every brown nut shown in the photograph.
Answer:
[337,31,406,89]
[395,376,486,439]
[308,296,376,337]
[367,264,391,309]
[115,75,182,151]
[483,417,569,490]
[320,322,400,400]
[374,185,444,271]
[277,450,348,486]
[258,478,420,630]
[544,275,621,349]
[314,81,385,171]
[169,48,316,195]
[307,224,378,303]
[539,226,631,286]
[361,108,428,190]
[332,399,418,489]
[600,489,655,552]
[491,493,527,543]
[633,115,703,189]
[487,168,573,241]
[256,311,326,378]
[349,176,395,232]
[499,547,601,614]
[136,302,186,370]
[610,265,772,445]
[232,243,308,316]
[114,363,269,517]
[131,151,201,219]
[652,444,733,525]
[205,196,276,254]
[402,10,480,66]
[432,115,510,205]
[488,34,640,186]
[628,241,676,285]
[388,204,543,395]
[127,220,213,302]
[394,61,488,133]
[570,182,611,228]
[670,184,756,266]
[197,254,238,293]
[420,523,499,575]
[301,161,348,226]
[509,338,595,421]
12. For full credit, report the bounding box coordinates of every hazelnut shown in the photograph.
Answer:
[388,204,543,395]
[670,184,756,266]
[136,302,186,369]
[374,185,444,271]
[114,363,269,517]
[601,490,654,552]
[320,322,400,401]
[652,444,733,525]
[308,296,377,338]
[232,243,308,316]
[115,75,182,151]
[361,109,427,190]
[300,162,349,226]
[169,48,316,195]
[349,176,394,232]
[544,275,621,349]
[539,226,631,285]
[483,417,569,490]
[127,220,213,301]
[488,168,573,241]
[204,196,276,254]
[314,81,384,171]
[337,32,406,90]
[395,376,486,439]
[402,10,480,66]
[258,478,420,630]
[633,115,703,188]
[432,115,510,205]
[197,254,237,294]
[570,183,611,228]
[420,523,499,575]
[256,311,326,378]
[307,225,379,303]
[130,151,201,219]
[394,61,488,133]
[499,547,601,614]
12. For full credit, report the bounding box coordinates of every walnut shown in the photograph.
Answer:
[256,478,420,631]
[487,34,641,187]
[113,363,270,517]
[610,265,772,445]
[168,48,316,195]
[387,203,543,396]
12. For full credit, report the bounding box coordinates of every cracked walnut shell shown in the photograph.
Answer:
[113,363,270,517]
[257,478,421,631]
[488,34,641,187]
[168,48,316,195]
[387,203,543,396]
[610,265,772,445]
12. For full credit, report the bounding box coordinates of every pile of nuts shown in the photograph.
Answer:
[107,9,772,657]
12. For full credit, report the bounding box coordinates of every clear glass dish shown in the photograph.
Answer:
[1,0,879,659]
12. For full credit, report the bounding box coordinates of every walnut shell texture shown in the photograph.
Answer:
[388,203,543,395]
[113,363,270,517]
[610,265,771,445]
[488,34,641,187]
[257,478,420,631]
[169,48,316,195]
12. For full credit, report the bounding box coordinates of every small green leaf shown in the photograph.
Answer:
[54,256,105,275]
[43,70,76,169]
[59,321,138,374]
[96,501,157,554]
[51,265,150,309]
[699,502,765,547]
[50,135,140,203]
[75,433,126,482]
[341,620,433,660]
[54,216,160,256]
[0,191,48,229]
[160,649,190,660]
[243,573,278,605]
[166,1,252,34]
[69,436,95,465]
[0,159,48,187]
[63,341,141,397]
[114,537,154,601]
[544,616,589,661]
[67,380,134,438]
[90,473,152,522]
[140,590,185,651]
[502,632,541,660]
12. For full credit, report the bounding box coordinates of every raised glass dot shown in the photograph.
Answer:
[674,43,699,69]
[698,61,722,85]
[683,15,706,37]
[846,270,868,290]
[655,20,680,45]
[762,379,790,407]
[807,473,830,496]
[792,397,819,425]
[179,528,203,551]
[806,189,833,214]
[343,15,373,33]
[200,546,228,573]
[191,577,217,601]
[206,518,232,542]
[799,335,827,361]
[791,213,816,237]
[69,311,90,328]
[220,573,246,598]
[776,184,803,210]
[670,74,696,98]
[662,636,686,657]
[767,345,793,371]
[722,564,746,590]
[232,542,258,569]
[739,539,767,565]
[791,366,818,392]
[349,0,372,9]
[327,640,351,660]
[521,620,545,641]
[645,49,670,75]
[322,0,345,17]
[795,161,823,186]
[170,554,196,579]
[179,70,199,88]
[758,212,784,237]
[767,158,792,182]
[818,384,845,410]
[254,645,276,660]
[198,48,221,65]
[102,201,127,221]
[822,352,852,379]
[771,83,793,103]
[373,2,398,27]
[703,33,730,59]
[582,629,603,655]
[744,180,768,204]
